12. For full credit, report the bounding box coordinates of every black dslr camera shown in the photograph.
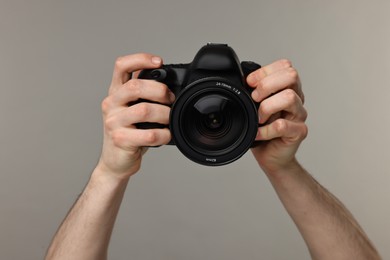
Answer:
[138,43,261,166]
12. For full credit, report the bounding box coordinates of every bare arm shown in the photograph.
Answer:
[46,56,380,260]
[45,53,174,260]
[261,159,380,260]
[248,60,380,259]
[45,169,129,260]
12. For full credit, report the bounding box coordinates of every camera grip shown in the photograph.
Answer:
[241,61,261,78]
[134,68,169,131]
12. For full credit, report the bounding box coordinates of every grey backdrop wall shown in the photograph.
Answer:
[1,0,389,259]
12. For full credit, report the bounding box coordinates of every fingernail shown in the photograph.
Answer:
[256,128,262,140]
[247,73,256,85]
[169,92,176,103]
[152,56,162,65]
[251,90,259,101]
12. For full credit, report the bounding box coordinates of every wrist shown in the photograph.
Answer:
[92,163,132,190]
[260,158,306,184]
[95,157,139,179]
[260,157,300,175]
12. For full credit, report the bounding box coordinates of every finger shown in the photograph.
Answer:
[102,79,175,114]
[111,53,163,88]
[117,79,175,105]
[112,128,171,149]
[133,70,141,79]
[247,59,293,86]
[258,89,307,124]
[251,67,303,103]
[255,119,308,143]
[105,103,170,131]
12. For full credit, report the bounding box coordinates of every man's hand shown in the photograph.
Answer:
[247,59,308,173]
[98,54,175,178]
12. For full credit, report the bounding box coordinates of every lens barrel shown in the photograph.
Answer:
[170,78,258,166]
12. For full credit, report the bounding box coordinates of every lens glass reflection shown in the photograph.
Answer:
[182,93,247,154]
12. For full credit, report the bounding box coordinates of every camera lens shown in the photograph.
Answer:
[169,79,258,166]
[182,93,246,154]
[205,112,223,129]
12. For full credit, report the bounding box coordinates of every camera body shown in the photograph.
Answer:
[138,43,261,166]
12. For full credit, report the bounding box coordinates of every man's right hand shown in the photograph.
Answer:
[97,53,175,179]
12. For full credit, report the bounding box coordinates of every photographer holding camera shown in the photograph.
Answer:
[45,46,380,259]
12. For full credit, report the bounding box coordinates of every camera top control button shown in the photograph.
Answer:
[149,69,167,81]
[150,70,161,79]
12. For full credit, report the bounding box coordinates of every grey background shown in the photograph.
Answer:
[1,0,389,259]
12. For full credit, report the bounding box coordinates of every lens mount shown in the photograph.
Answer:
[170,77,258,166]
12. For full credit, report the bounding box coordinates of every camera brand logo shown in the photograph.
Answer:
[206,158,217,162]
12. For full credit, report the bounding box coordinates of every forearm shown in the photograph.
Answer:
[45,167,130,260]
[262,160,380,260]
[45,53,172,260]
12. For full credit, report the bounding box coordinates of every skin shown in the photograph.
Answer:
[45,54,381,260]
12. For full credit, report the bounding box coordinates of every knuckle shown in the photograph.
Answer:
[101,97,112,114]
[301,124,309,139]
[280,59,292,68]
[284,89,298,103]
[134,103,150,118]
[112,130,126,147]
[144,130,158,144]
[287,67,299,82]
[125,80,142,97]
[126,79,141,91]
[104,116,116,132]
[292,124,309,143]
[256,78,267,92]
[274,119,287,134]
[114,56,126,70]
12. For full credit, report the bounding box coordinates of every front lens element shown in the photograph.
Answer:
[169,79,258,166]
[181,92,247,155]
